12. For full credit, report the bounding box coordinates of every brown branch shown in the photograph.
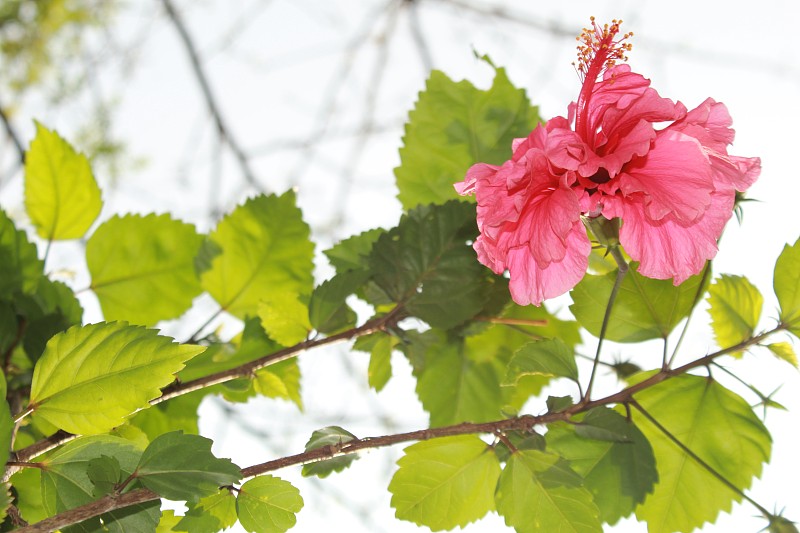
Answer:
[160,0,265,193]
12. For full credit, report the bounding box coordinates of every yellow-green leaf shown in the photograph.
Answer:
[766,342,798,368]
[774,238,800,335]
[707,274,763,355]
[29,322,204,434]
[258,292,311,346]
[24,122,102,240]
[236,475,303,533]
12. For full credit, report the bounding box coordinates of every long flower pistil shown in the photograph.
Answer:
[574,17,633,139]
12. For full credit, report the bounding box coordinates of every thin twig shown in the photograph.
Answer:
[0,98,26,168]
[160,0,265,193]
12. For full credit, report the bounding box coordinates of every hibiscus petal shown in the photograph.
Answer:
[455,162,499,196]
[617,130,713,222]
[616,188,735,284]
[506,222,591,306]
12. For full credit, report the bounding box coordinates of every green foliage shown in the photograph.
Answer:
[200,192,314,319]
[503,338,579,386]
[175,490,238,533]
[0,209,44,298]
[774,238,800,335]
[236,475,304,533]
[570,263,707,342]
[707,274,763,354]
[254,359,303,410]
[307,271,366,334]
[546,408,658,524]
[258,292,312,346]
[135,432,242,502]
[495,449,601,533]
[766,342,798,367]
[389,435,500,530]
[395,64,540,209]
[86,213,204,326]
[301,426,358,478]
[24,122,102,240]
[29,322,204,434]
[631,374,772,533]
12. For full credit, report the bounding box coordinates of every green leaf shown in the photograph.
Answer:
[370,201,492,329]
[0,483,10,523]
[29,322,204,434]
[157,510,182,532]
[496,449,601,533]
[570,263,707,342]
[40,435,143,527]
[24,122,102,240]
[236,475,304,533]
[0,209,44,298]
[389,435,500,531]
[766,342,798,367]
[707,274,762,354]
[129,390,204,442]
[104,501,161,533]
[86,213,204,326]
[301,426,358,479]
[254,359,302,410]
[0,374,11,469]
[10,468,46,524]
[504,338,578,386]
[631,374,772,533]
[368,334,394,391]
[136,431,242,502]
[258,292,312,346]
[201,192,314,319]
[546,395,575,413]
[774,238,800,335]
[308,270,367,334]
[175,490,238,533]
[546,408,658,524]
[86,455,121,497]
[18,278,84,362]
[395,66,540,209]
[324,228,384,273]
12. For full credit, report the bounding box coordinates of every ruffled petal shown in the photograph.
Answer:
[506,221,591,306]
[616,188,734,284]
[454,162,499,196]
[617,130,714,222]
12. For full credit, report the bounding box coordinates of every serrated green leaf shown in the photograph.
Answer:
[29,322,204,435]
[254,359,302,410]
[368,334,394,391]
[157,510,181,533]
[0,482,10,523]
[201,192,314,319]
[136,431,241,502]
[496,449,601,533]
[104,501,161,533]
[546,395,574,413]
[504,338,578,386]
[308,270,367,334]
[774,238,800,335]
[86,213,204,326]
[370,201,491,329]
[258,292,311,346]
[631,374,772,533]
[0,209,44,298]
[570,263,707,342]
[129,390,204,442]
[175,490,237,533]
[324,228,384,273]
[707,274,762,354]
[766,342,798,367]
[389,435,500,531]
[86,455,121,497]
[40,435,143,530]
[236,475,303,533]
[24,122,102,240]
[395,67,540,209]
[301,426,358,478]
[546,408,658,524]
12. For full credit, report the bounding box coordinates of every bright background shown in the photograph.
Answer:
[1,1,798,531]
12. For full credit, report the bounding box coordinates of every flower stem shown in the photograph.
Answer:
[583,246,628,402]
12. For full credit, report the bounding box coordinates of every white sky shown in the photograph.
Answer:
[2,0,799,531]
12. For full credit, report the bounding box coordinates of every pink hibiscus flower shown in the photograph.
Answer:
[455,18,760,306]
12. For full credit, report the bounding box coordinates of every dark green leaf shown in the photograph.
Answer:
[200,192,314,319]
[496,449,601,533]
[136,432,242,502]
[546,395,574,413]
[324,228,385,273]
[504,338,578,386]
[29,322,204,435]
[707,274,762,354]
[308,270,368,334]
[24,122,102,240]
[86,213,204,326]
[236,475,303,533]
[395,67,540,209]
[0,398,11,471]
[301,426,358,478]
[0,209,43,299]
[128,391,204,442]
[86,455,121,497]
[103,500,161,533]
[546,408,658,524]
[175,490,237,533]
[631,374,772,533]
[570,263,707,342]
[774,238,800,335]
[389,435,500,531]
